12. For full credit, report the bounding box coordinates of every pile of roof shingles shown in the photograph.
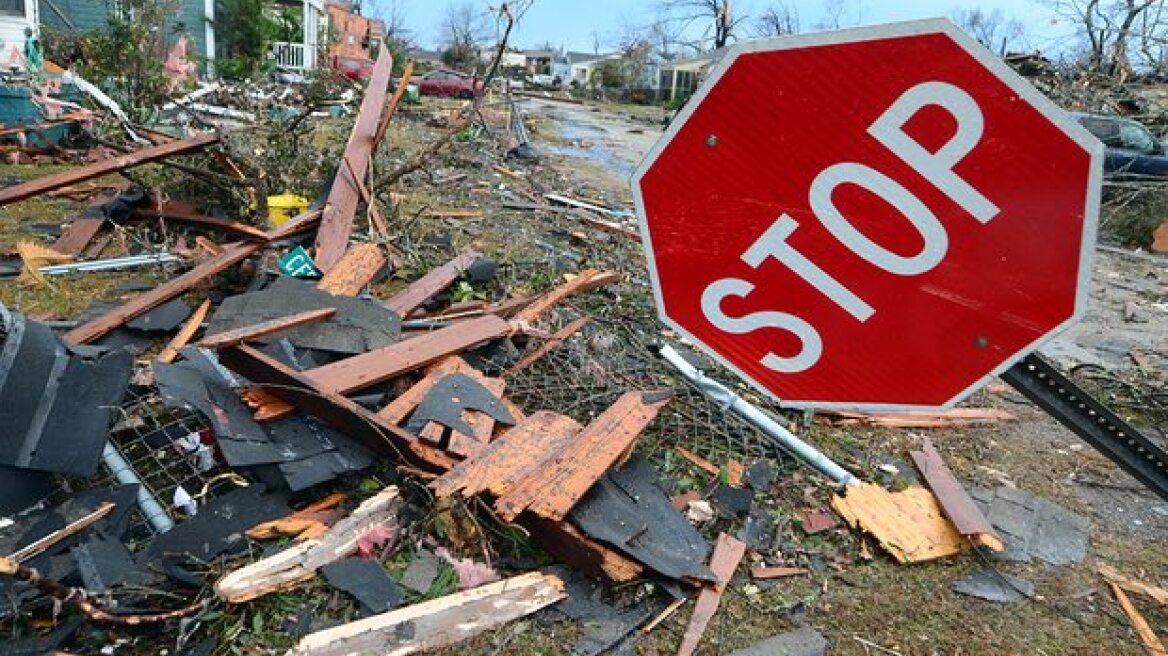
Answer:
[0,49,755,656]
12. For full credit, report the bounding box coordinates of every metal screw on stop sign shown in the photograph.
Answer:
[974,336,990,348]
[705,134,719,147]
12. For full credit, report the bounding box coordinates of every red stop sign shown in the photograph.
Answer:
[634,20,1103,410]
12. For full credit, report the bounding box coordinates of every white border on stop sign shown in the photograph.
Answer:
[630,17,1104,411]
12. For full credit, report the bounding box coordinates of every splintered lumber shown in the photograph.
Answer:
[253,315,512,422]
[384,249,483,315]
[831,483,967,564]
[378,357,476,424]
[1111,583,1168,656]
[62,210,322,345]
[495,390,669,521]
[0,132,220,206]
[432,411,584,499]
[216,487,401,603]
[133,199,269,241]
[318,243,387,295]
[1100,565,1168,606]
[284,572,565,656]
[512,269,621,325]
[218,344,455,470]
[314,47,393,272]
[157,298,212,364]
[816,408,1017,428]
[521,516,643,583]
[247,493,346,541]
[750,566,808,580]
[909,438,1004,551]
[505,316,591,376]
[372,58,415,149]
[677,533,747,656]
[426,209,483,219]
[197,308,336,349]
[52,190,122,256]
[7,503,115,563]
[418,374,510,459]
[675,446,721,477]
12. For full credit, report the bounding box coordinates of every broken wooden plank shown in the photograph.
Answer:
[0,132,221,206]
[372,58,416,149]
[157,298,212,364]
[197,308,336,349]
[284,572,565,656]
[909,438,1004,552]
[512,269,621,325]
[677,533,747,656]
[426,209,483,219]
[62,210,322,345]
[253,315,511,422]
[216,343,454,466]
[816,408,1017,428]
[384,249,483,316]
[52,190,122,256]
[831,483,967,564]
[1100,565,1168,606]
[314,48,393,272]
[675,446,720,478]
[216,487,401,603]
[7,503,115,563]
[431,411,584,499]
[519,516,643,583]
[505,316,590,376]
[378,357,476,424]
[317,243,385,295]
[133,198,269,241]
[750,565,808,580]
[1111,583,1168,656]
[495,391,669,522]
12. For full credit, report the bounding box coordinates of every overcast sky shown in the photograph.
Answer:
[379,0,1079,55]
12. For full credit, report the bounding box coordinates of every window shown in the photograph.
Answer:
[0,0,26,17]
[1080,116,1158,154]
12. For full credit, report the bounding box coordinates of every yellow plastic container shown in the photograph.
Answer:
[265,194,309,227]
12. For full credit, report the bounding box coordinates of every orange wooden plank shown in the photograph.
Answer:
[198,308,336,349]
[505,316,590,376]
[512,270,621,325]
[52,190,122,256]
[909,438,1004,551]
[750,566,808,580]
[495,391,668,522]
[316,244,386,296]
[675,446,720,477]
[372,58,416,148]
[157,299,212,364]
[377,357,475,424]
[384,250,482,316]
[676,534,747,656]
[314,48,393,272]
[520,515,643,584]
[134,198,270,240]
[1112,583,1168,656]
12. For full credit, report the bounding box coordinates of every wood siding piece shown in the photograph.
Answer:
[0,132,220,206]
[314,48,393,272]
[197,308,337,349]
[384,249,482,316]
[676,533,747,656]
[495,391,668,522]
[157,298,212,364]
[52,190,121,256]
[831,483,967,564]
[909,438,1004,551]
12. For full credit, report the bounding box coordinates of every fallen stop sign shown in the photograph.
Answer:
[634,19,1103,410]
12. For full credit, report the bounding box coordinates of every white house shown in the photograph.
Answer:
[0,0,37,70]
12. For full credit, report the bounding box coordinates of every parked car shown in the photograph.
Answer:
[329,56,375,81]
[1072,112,1168,178]
[530,73,562,88]
[415,70,483,98]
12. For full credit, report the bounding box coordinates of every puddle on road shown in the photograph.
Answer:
[537,108,642,180]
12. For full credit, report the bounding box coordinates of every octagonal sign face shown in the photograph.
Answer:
[633,19,1103,410]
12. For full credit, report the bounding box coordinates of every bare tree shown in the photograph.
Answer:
[438,1,490,71]
[754,3,800,37]
[815,0,864,30]
[952,7,1027,54]
[1044,0,1165,79]
[657,0,745,51]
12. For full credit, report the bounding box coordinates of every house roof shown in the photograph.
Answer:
[659,45,731,72]
[522,49,557,59]
[565,51,603,64]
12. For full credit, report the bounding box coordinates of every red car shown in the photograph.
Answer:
[330,56,375,81]
[415,70,483,98]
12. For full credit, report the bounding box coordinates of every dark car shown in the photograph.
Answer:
[415,70,482,98]
[1072,112,1168,178]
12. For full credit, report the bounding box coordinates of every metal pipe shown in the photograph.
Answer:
[658,344,860,489]
[101,442,175,533]
[39,253,180,275]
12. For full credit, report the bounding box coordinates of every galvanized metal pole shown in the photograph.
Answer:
[658,344,860,489]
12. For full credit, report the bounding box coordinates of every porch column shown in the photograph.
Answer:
[204,0,216,78]
[302,0,315,70]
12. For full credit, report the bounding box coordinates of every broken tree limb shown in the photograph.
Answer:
[62,210,322,344]
[215,486,402,603]
[284,572,565,656]
[198,308,336,349]
[157,298,212,364]
[908,438,1004,551]
[1111,583,1168,656]
[495,390,669,522]
[0,132,221,206]
[315,48,393,272]
[316,243,387,296]
[250,314,512,422]
[676,533,747,656]
[384,249,483,316]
